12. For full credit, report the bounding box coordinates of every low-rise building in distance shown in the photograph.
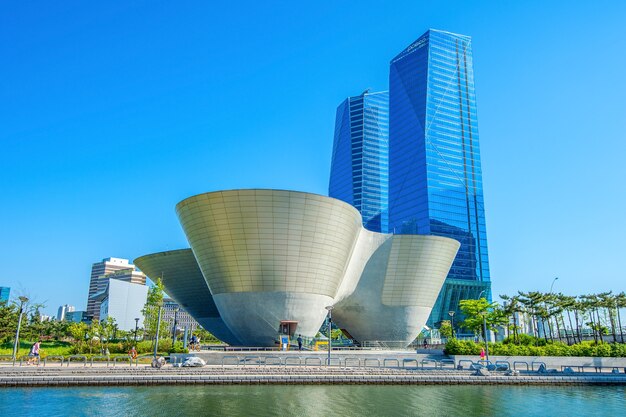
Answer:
[57,304,75,321]
[86,257,146,322]
[162,298,201,335]
[91,278,148,331]
[65,311,87,323]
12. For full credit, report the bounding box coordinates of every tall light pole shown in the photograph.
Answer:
[550,277,559,293]
[325,306,333,365]
[134,318,140,343]
[12,296,29,361]
[480,311,489,361]
[153,301,163,359]
[172,307,179,346]
[448,311,456,338]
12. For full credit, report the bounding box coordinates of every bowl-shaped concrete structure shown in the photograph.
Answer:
[175,190,362,346]
[134,249,241,345]
[331,234,460,346]
[137,189,460,347]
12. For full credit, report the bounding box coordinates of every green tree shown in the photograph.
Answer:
[500,294,523,344]
[439,320,453,339]
[142,278,169,341]
[459,298,507,340]
[616,292,626,344]
[0,300,18,341]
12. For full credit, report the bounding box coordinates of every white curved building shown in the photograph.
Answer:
[136,189,459,347]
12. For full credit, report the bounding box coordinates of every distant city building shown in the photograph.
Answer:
[65,311,87,323]
[90,278,148,331]
[0,287,9,303]
[162,298,200,334]
[86,257,146,322]
[57,304,75,321]
[329,90,390,232]
[39,314,54,322]
[387,29,492,326]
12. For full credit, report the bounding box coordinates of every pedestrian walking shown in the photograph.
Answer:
[28,340,41,365]
[297,334,303,351]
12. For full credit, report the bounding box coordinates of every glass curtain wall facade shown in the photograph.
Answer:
[388,29,491,327]
[329,90,389,233]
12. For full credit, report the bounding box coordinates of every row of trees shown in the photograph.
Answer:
[1,278,218,352]
[500,291,626,345]
[443,291,626,346]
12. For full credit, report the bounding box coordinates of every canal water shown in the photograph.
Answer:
[1,385,624,416]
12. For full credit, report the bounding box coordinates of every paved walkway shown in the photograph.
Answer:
[1,365,626,386]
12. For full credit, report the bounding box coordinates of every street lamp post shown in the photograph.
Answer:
[153,302,163,359]
[134,318,140,343]
[12,296,29,361]
[480,311,489,361]
[448,311,456,338]
[549,277,559,294]
[172,307,179,346]
[325,306,334,366]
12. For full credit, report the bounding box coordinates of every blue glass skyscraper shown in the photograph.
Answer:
[329,90,389,233]
[388,29,491,326]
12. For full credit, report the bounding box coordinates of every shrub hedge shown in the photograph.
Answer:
[444,338,626,357]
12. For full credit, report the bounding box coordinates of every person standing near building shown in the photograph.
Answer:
[297,334,303,351]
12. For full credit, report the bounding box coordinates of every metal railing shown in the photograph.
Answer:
[531,361,547,372]
[420,359,438,369]
[242,356,262,367]
[457,359,475,370]
[325,357,342,367]
[363,358,381,367]
[304,357,322,366]
[67,355,87,367]
[221,355,240,367]
[44,356,65,367]
[402,358,418,369]
[19,355,39,366]
[344,357,361,368]
[284,356,302,367]
[113,356,132,367]
[263,356,282,366]
[383,358,400,368]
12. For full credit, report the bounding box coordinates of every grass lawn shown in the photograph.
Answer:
[0,340,73,358]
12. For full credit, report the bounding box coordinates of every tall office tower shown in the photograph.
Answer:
[329,90,389,232]
[86,257,146,321]
[57,304,75,321]
[388,29,491,326]
[0,286,9,303]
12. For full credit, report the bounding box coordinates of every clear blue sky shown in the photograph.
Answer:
[1,1,625,316]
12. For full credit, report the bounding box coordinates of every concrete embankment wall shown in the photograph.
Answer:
[1,367,626,387]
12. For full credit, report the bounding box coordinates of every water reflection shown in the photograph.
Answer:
[1,385,625,417]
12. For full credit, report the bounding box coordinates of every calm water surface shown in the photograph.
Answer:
[1,385,624,416]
